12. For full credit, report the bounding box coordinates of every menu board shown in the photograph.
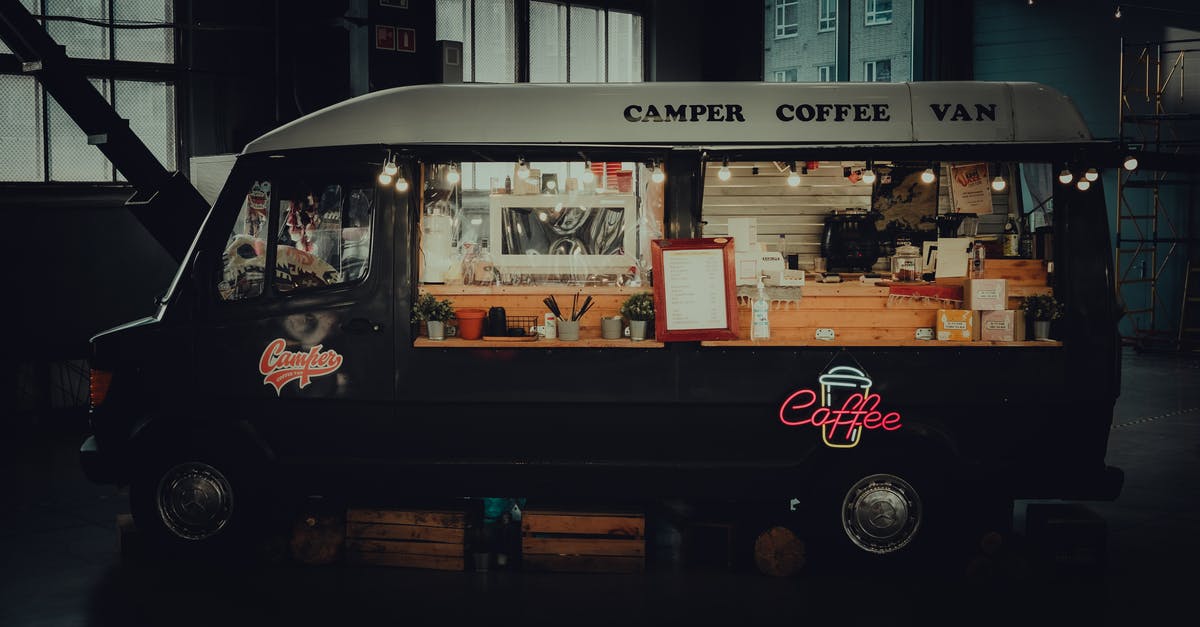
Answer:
[651,238,739,342]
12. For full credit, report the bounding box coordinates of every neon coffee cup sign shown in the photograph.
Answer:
[778,366,901,448]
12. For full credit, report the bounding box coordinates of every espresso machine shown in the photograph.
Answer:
[820,209,882,272]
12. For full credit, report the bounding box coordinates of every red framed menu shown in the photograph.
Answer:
[651,238,739,342]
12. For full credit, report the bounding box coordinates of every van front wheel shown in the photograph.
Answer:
[155,461,236,541]
[840,473,923,555]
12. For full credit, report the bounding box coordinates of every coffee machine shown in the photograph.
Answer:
[820,209,881,272]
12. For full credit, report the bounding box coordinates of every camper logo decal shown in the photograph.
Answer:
[258,338,343,395]
[778,366,901,449]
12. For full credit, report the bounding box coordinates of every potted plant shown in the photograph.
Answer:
[1022,293,1064,340]
[620,292,655,341]
[411,292,455,340]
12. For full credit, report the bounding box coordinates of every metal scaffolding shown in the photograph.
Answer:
[1116,37,1200,352]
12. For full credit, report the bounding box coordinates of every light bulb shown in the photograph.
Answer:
[991,176,1007,192]
[920,168,936,184]
[1058,169,1074,184]
[861,169,876,184]
[787,171,801,186]
[1076,179,1091,191]
[517,161,530,179]
[394,177,409,192]
[718,159,731,181]
[383,161,398,176]
[1115,5,1122,18]
[651,167,665,184]
[1123,155,1138,171]
[446,165,460,185]
[1085,168,1099,182]
[581,163,595,183]
[378,172,393,185]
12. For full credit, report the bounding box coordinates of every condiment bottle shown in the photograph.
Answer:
[752,275,771,341]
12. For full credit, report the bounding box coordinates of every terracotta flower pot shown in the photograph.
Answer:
[455,308,487,340]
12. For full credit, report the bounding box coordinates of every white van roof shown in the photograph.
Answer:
[241,81,1092,155]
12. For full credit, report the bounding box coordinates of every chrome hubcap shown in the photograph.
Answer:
[157,462,234,541]
[841,473,921,554]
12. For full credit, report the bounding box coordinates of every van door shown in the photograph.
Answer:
[195,155,394,463]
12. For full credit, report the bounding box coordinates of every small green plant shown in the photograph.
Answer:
[1022,293,1064,321]
[620,292,655,321]
[411,292,455,323]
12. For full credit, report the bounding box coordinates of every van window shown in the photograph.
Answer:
[216,180,271,301]
[274,179,373,293]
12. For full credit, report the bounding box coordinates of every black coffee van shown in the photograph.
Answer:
[81,82,1123,561]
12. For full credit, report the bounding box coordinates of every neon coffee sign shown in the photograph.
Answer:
[778,366,901,449]
[258,338,343,395]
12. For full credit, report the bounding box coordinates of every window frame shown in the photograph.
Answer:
[775,0,799,39]
[864,0,893,26]
[863,59,892,82]
[772,68,799,83]
[818,65,835,82]
[818,0,837,33]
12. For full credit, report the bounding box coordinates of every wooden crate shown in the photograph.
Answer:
[344,508,466,571]
[521,510,646,573]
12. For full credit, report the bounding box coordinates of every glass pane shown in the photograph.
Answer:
[275,178,372,292]
[218,180,271,301]
[46,0,109,60]
[113,81,176,179]
[850,0,911,81]
[472,0,515,83]
[607,11,642,83]
[114,0,175,63]
[568,5,604,82]
[48,78,112,181]
[0,75,44,181]
[529,1,566,83]
[436,0,467,78]
[0,0,39,55]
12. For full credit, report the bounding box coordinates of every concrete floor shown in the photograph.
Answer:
[2,348,1198,627]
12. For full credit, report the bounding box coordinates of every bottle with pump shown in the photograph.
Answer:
[752,275,771,341]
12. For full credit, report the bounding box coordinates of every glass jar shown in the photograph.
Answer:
[890,244,922,281]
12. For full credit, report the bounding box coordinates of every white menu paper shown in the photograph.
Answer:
[662,248,728,330]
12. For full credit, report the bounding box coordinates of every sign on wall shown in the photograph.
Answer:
[949,162,993,215]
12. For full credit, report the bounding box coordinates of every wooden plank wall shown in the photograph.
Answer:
[700,161,1013,270]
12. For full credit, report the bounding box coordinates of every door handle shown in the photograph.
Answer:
[343,318,382,334]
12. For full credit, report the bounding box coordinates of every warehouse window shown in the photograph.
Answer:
[437,0,643,83]
[864,59,892,82]
[865,0,893,25]
[818,65,835,82]
[0,1,178,182]
[818,0,837,32]
[775,0,799,38]
[771,68,799,83]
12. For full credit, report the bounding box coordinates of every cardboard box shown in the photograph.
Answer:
[980,310,1026,342]
[936,309,980,341]
[963,278,1007,311]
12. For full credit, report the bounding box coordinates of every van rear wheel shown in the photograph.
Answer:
[840,473,923,555]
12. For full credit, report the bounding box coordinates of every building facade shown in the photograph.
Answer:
[764,0,914,82]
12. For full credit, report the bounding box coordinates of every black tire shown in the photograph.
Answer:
[799,458,959,575]
[129,438,270,560]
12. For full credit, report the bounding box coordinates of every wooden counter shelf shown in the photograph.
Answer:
[414,337,665,349]
[700,339,1063,348]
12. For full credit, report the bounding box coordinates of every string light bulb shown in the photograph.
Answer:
[1115,4,1122,18]
[581,161,595,184]
[787,162,801,187]
[1123,155,1138,171]
[718,158,731,181]
[1058,169,1074,184]
[861,161,876,185]
[383,160,398,176]
[1085,167,1099,182]
[991,176,1007,192]
[920,168,936,184]
[1076,179,1091,191]
[395,177,409,192]
[517,158,530,180]
[651,163,665,184]
[446,163,460,185]
[378,172,393,185]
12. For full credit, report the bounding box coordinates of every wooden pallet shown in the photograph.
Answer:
[521,510,646,573]
[344,508,466,571]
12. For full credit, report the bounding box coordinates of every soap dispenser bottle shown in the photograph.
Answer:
[752,275,771,341]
